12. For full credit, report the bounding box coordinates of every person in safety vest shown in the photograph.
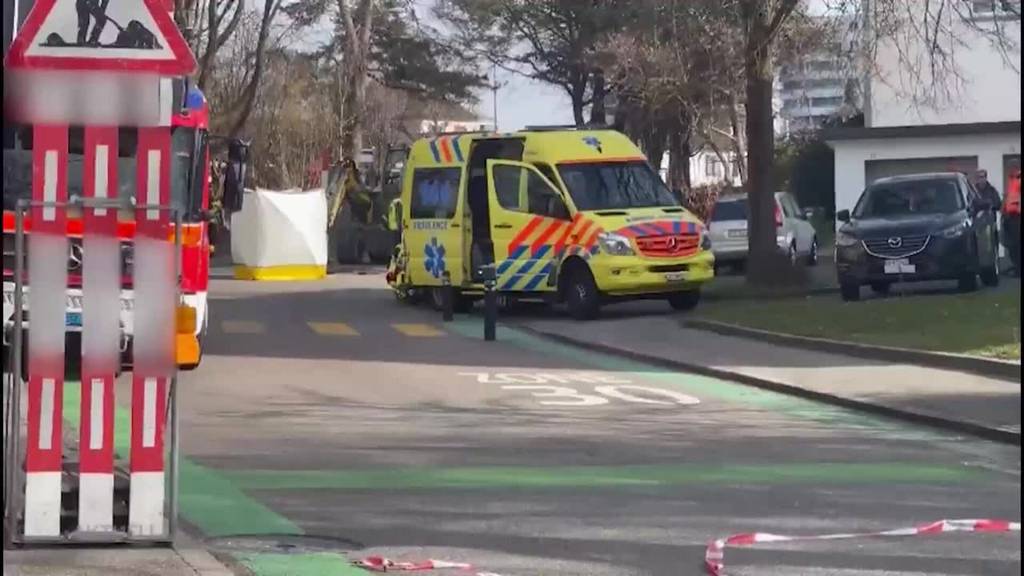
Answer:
[1003,164,1021,277]
[387,197,403,247]
[344,159,374,225]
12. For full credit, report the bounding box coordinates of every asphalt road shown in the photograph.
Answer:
[170,270,1020,576]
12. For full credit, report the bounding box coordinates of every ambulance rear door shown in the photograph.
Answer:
[405,164,465,287]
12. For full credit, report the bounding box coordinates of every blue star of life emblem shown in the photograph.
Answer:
[582,136,603,153]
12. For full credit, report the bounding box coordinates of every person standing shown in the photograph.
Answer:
[973,169,1002,210]
[1003,165,1021,277]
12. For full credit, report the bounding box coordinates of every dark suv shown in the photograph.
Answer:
[835,173,1001,301]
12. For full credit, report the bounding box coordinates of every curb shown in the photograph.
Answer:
[685,318,1021,383]
[514,324,1021,446]
[176,532,237,576]
[703,285,838,302]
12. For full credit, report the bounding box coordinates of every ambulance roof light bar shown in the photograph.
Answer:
[522,124,610,132]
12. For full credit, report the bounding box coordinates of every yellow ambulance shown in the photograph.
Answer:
[386,127,715,319]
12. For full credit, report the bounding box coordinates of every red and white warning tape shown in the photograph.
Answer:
[353,556,503,575]
[705,518,1021,576]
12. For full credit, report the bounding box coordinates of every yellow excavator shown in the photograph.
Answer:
[326,146,408,264]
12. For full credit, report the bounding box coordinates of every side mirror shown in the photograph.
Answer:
[837,209,851,222]
[224,139,250,214]
[548,197,571,220]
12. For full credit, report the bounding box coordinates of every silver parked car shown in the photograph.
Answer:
[708,192,819,270]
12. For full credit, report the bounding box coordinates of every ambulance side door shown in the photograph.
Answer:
[405,166,464,286]
[486,160,573,292]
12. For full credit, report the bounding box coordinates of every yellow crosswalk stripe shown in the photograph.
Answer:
[392,323,446,337]
[308,322,360,336]
[221,320,266,334]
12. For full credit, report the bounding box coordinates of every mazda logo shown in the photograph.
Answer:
[887,237,903,248]
[68,243,84,271]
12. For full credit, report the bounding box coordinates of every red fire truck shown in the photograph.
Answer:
[2,79,223,374]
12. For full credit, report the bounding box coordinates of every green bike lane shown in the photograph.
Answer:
[67,279,1021,575]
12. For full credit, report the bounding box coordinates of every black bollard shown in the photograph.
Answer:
[481,265,497,341]
[441,271,454,322]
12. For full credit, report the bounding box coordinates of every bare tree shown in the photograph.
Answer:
[833,0,1020,113]
[435,0,628,126]
[229,1,284,136]
[173,1,245,89]
[337,0,377,158]
[204,2,286,138]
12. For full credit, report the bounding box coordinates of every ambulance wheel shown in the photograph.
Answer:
[668,290,701,312]
[565,265,601,320]
[393,287,414,304]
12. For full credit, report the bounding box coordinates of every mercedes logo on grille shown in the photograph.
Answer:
[887,237,903,249]
[68,243,84,271]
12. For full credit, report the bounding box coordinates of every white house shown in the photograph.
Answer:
[827,2,1021,215]
[658,146,744,189]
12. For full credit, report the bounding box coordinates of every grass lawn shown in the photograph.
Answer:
[696,284,1021,360]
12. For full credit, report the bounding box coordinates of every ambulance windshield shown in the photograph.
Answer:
[558,161,679,211]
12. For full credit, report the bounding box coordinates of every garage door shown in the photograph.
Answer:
[865,157,978,184]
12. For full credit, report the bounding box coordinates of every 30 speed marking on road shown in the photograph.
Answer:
[458,372,632,385]
[458,372,700,407]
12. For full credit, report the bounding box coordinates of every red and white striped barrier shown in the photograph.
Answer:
[129,126,175,538]
[353,556,504,575]
[24,124,70,537]
[19,124,178,541]
[78,126,120,534]
[705,518,1022,576]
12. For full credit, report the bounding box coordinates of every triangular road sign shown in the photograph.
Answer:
[5,0,196,75]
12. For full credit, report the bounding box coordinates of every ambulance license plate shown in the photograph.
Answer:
[664,272,686,282]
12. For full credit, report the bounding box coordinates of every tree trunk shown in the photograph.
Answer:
[342,61,368,158]
[667,129,688,192]
[570,82,587,127]
[228,0,278,137]
[744,23,780,284]
[727,91,747,183]
[339,0,375,159]
[589,69,606,126]
[681,138,692,190]
[642,120,667,177]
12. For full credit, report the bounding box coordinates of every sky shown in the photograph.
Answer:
[469,0,834,131]
[482,67,573,131]
[294,0,834,132]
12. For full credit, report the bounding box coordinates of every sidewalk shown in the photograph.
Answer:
[2,536,235,576]
[516,311,1021,443]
